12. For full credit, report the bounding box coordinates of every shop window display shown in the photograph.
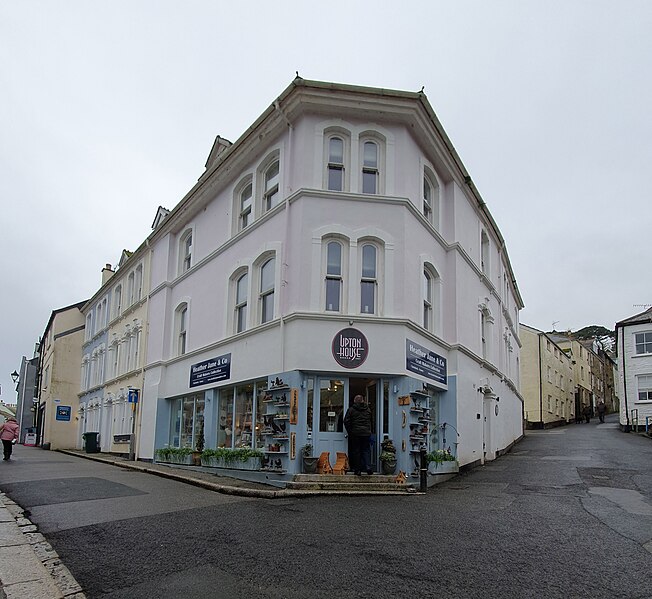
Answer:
[319,380,344,432]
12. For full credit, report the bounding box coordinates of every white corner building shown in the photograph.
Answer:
[140,78,524,482]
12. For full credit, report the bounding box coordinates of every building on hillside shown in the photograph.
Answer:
[581,340,606,410]
[14,354,39,443]
[520,324,575,428]
[615,307,652,431]
[78,248,150,456]
[139,78,525,483]
[603,350,619,413]
[548,334,593,421]
[35,301,86,449]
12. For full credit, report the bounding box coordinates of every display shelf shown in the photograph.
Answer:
[263,450,289,454]
[408,391,431,476]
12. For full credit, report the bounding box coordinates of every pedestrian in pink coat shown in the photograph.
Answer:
[0,417,19,460]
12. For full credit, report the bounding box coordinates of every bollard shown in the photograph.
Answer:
[419,448,428,493]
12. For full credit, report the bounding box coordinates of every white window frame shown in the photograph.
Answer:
[637,374,652,402]
[114,285,122,319]
[423,167,440,230]
[263,159,280,212]
[134,265,143,302]
[233,271,248,334]
[179,229,193,275]
[259,256,276,324]
[635,331,652,355]
[239,180,253,230]
[176,304,188,356]
[324,239,345,313]
[481,230,490,276]
[326,135,345,192]
[359,243,378,315]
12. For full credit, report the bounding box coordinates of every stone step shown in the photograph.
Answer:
[286,480,416,492]
[293,474,400,484]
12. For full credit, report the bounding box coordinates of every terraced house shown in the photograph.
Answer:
[137,78,525,483]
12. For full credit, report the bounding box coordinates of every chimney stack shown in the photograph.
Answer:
[101,263,114,285]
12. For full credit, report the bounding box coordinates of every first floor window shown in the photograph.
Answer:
[235,273,248,333]
[177,305,188,355]
[326,241,342,311]
[638,375,652,401]
[423,270,433,329]
[360,244,376,314]
[260,258,275,323]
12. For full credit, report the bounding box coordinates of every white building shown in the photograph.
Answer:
[616,307,652,430]
[140,78,524,482]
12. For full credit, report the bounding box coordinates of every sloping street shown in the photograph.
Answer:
[1,414,651,598]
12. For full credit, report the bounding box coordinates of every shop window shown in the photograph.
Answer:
[254,379,268,449]
[360,244,377,314]
[168,394,204,449]
[234,382,254,448]
[325,241,343,312]
[306,378,314,433]
[259,257,275,324]
[218,387,234,448]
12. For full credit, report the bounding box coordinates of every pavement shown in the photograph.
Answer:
[3,423,649,598]
[0,447,416,598]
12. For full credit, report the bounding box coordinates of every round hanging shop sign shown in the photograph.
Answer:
[332,327,369,369]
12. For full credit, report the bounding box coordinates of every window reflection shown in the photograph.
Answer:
[319,379,344,432]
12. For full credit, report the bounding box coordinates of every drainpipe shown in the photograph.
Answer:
[620,324,630,432]
[274,99,293,373]
[538,333,543,429]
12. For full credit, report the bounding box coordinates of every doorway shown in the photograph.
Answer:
[314,377,380,470]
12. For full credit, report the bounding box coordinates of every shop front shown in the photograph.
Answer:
[153,326,455,485]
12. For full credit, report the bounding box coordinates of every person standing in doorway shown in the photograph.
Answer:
[582,404,591,424]
[344,395,373,475]
[0,417,19,460]
[597,401,606,423]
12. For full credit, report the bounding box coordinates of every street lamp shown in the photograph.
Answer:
[10,371,19,385]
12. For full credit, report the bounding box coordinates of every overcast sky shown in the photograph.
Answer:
[1,1,650,403]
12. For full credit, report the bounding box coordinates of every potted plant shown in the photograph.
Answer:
[301,444,319,474]
[192,429,205,466]
[380,438,397,475]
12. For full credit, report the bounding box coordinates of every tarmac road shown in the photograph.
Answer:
[1,413,652,599]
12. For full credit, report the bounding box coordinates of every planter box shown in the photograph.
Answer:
[428,461,458,475]
[201,456,261,470]
[159,454,194,466]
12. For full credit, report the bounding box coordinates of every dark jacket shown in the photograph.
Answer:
[344,403,372,436]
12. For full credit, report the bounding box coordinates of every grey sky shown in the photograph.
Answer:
[1,1,650,402]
